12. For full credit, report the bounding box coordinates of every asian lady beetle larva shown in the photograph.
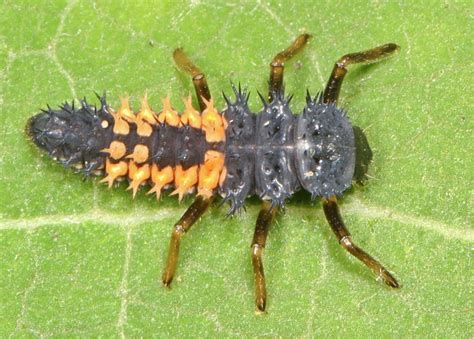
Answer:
[27,34,400,313]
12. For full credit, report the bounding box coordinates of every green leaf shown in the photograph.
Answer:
[1,1,472,336]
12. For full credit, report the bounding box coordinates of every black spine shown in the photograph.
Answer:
[27,95,113,175]
[221,84,256,213]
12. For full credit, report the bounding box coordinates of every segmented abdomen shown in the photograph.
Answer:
[100,95,227,200]
[28,94,227,201]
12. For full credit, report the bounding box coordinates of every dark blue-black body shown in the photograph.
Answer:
[29,87,356,213]
[222,87,355,212]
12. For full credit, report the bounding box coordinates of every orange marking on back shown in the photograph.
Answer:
[137,120,153,137]
[181,96,201,128]
[136,94,157,137]
[117,96,135,122]
[201,97,225,142]
[158,95,181,127]
[100,159,128,188]
[111,110,130,135]
[171,165,198,201]
[127,161,151,198]
[148,164,174,200]
[101,140,127,160]
[126,144,149,164]
[109,97,136,135]
[198,150,225,198]
[137,94,158,124]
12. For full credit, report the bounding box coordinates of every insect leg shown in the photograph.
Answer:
[173,48,211,112]
[251,201,278,312]
[269,33,311,100]
[162,195,214,286]
[322,196,400,288]
[323,43,400,104]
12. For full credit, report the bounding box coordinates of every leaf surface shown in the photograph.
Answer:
[0,1,472,336]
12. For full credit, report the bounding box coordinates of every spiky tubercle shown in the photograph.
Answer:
[221,85,300,212]
[294,91,355,199]
[27,93,113,175]
[254,86,299,207]
[221,83,256,213]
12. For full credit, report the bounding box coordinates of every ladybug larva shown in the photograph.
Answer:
[27,34,400,312]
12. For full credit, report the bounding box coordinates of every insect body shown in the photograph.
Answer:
[27,34,400,312]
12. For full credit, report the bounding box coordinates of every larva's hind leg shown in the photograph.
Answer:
[162,196,214,286]
[322,196,400,288]
[251,201,278,313]
[322,43,400,104]
[173,48,211,112]
[268,33,311,100]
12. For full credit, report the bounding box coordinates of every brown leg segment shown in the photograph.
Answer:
[251,201,278,312]
[173,48,211,112]
[162,196,214,286]
[322,196,399,288]
[268,33,312,100]
[323,43,400,104]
